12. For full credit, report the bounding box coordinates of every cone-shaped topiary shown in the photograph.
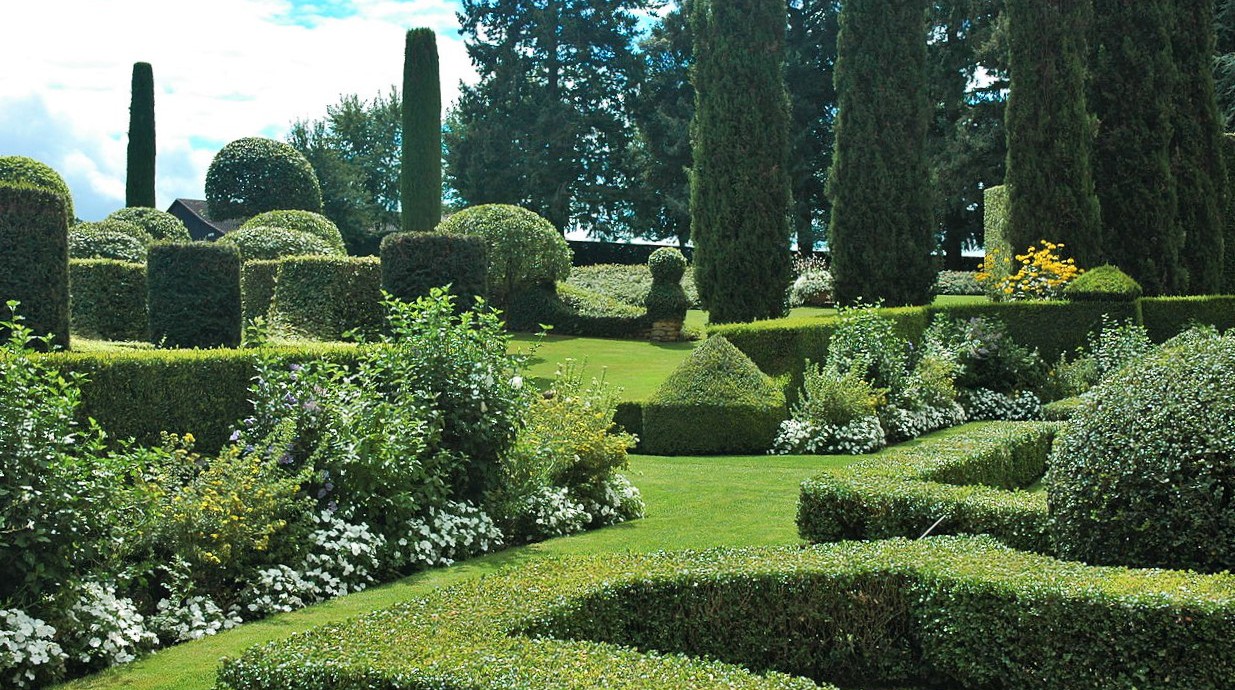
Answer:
[1062,264,1142,302]
[642,335,786,455]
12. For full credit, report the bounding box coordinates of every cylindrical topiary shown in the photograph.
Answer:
[380,232,487,308]
[69,225,148,263]
[644,247,689,324]
[1062,264,1143,302]
[0,155,74,221]
[240,209,346,253]
[147,242,241,348]
[69,259,147,341]
[106,207,190,242]
[217,226,340,262]
[437,205,571,306]
[205,137,323,221]
[402,28,443,233]
[271,256,383,341]
[1049,328,1235,572]
[0,182,70,349]
[126,61,156,208]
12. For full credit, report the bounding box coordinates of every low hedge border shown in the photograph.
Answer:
[216,536,1235,690]
[797,421,1056,553]
[1139,295,1235,342]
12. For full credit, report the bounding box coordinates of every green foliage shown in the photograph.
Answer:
[240,210,345,253]
[1041,396,1084,421]
[827,0,935,307]
[125,62,156,208]
[402,28,442,233]
[565,263,700,308]
[1223,134,1235,293]
[438,205,572,305]
[981,184,1011,281]
[647,246,686,282]
[218,226,340,262]
[269,256,383,341]
[146,242,241,349]
[68,225,147,263]
[240,259,280,326]
[925,300,1140,362]
[644,247,689,322]
[825,306,910,391]
[69,259,146,341]
[106,207,190,242]
[642,336,786,455]
[1140,295,1235,341]
[690,0,792,324]
[794,361,880,428]
[504,284,649,338]
[924,316,1046,394]
[1050,328,1235,572]
[0,155,74,220]
[0,182,70,349]
[1063,264,1142,301]
[933,271,984,296]
[205,137,323,221]
[379,232,487,307]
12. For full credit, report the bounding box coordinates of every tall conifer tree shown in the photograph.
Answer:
[690,0,792,324]
[827,0,934,306]
[402,28,442,232]
[126,62,156,208]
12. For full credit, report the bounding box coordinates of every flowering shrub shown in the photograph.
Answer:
[959,388,1041,421]
[149,595,239,643]
[825,305,909,391]
[514,486,592,541]
[0,608,64,689]
[394,501,502,569]
[924,316,1045,395]
[788,269,833,307]
[574,474,645,527]
[976,240,1083,300]
[881,355,966,442]
[771,416,887,455]
[772,362,887,455]
[59,583,156,672]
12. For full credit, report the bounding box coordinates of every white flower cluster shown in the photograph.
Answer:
[299,512,386,599]
[241,565,318,617]
[394,501,503,569]
[150,595,241,643]
[771,416,887,455]
[522,486,591,540]
[961,388,1041,421]
[61,583,157,668]
[0,608,64,688]
[882,401,966,442]
[578,474,645,527]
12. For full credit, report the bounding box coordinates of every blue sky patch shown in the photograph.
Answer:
[273,0,361,27]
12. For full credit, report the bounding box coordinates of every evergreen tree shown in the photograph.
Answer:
[690,0,792,324]
[126,62,156,208]
[827,0,935,306]
[1003,0,1101,270]
[1215,0,1235,128]
[1173,0,1227,294]
[402,28,442,233]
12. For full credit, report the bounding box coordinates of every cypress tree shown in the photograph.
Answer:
[1089,0,1180,295]
[689,0,792,324]
[1172,0,1227,294]
[126,62,156,208]
[401,28,442,233]
[1003,0,1101,270]
[827,0,934,306]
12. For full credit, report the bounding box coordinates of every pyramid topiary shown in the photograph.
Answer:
[1062,264,1142,302]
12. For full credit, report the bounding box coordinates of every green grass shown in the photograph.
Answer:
[512,330,699,400]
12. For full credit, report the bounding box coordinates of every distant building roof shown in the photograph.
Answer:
[166,199,243,241]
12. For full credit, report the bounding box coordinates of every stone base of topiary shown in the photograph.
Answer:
[646,319,683,342]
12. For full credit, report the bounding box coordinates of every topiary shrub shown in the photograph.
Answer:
[505,284,649,338]
[240,209,346,253]
[205,137,323,221]
[270,256,384,341]
[0,155,74,220]
[437,205,572,306]
[642,336,786,455]
[645,247,690,324]
[147,242,241,348]
[380,232,487,308]
[106,207,191,242]
[68,225,148,263]
[1049,328,1235,573]
[69,259,146,341]
[240,259,280,326]
[1062,264,1142,301]
[0,182,70,349]
[217,226,339,262]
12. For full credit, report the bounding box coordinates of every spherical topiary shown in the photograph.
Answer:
[106,207,191,242]
[0,156,74,220]
[1049,327,1235,573]
[205,137,322,221]
[648,247,687,283]
[437,205,571,305]
[217,226,339,262]
[240,209,345,253]
[69,225,148,263]
[1062,264,1143,302]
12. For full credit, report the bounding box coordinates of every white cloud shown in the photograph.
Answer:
[0,0,475,219]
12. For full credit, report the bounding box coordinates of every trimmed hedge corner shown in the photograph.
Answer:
[270,256,383,341]
[69,259,146,341]
[0,182,71,349]
[380,232,487,308]
[147,242,241,349]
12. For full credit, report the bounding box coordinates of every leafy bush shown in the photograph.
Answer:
[217,226,339,262]
[0,183,71,349]
[771,362,884,455]
[932,270,984,296]
[379,232,487,308]
[68,225,147,263]
[147,242,242,349]
[240,210,345,253]
[1062,263,1142,301]
[825,305,910,391]
[0,155,73,219]
[566,263,701,308]
[881,354,965,442]
[105,208,190,242]
[269,256,383,341]
[69,259,146,341]
[205,137,322,221]
[438,205,572,305]
[1049,327,1235,572]
[924,316,1045,395]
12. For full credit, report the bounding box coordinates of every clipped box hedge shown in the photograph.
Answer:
[0,182,70,349]
[380,231,488,308]
[797,421,1056,553]
[217,536,1235,690]
[69,259,146,341]
[240,259,280,325]
[270,255,384,341]
[147,242,241,348]
[1140,295,1235,342]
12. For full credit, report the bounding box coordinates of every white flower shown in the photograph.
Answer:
[510,375,524,389]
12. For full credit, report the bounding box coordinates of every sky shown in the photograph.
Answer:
[0,0,477,221]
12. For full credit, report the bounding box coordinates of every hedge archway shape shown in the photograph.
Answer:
[205,137,322,221]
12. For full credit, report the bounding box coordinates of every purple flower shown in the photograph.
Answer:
[289,363,303,372]
[279,452,294,465]
[244,444,255,454]
[244,417,256,428]
[229,430,241,443]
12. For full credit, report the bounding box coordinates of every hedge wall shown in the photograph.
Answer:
[270,256,384,341]
[380,232,487,308]
[147,242,242,349]
[504,284,650,338]
[923,300,1141,361]
[1139,295,1235,341]
[568,239,695,266]
[0,182,70,349]
[240,259,280,326]
[69,259,146,341]
[218,536,1235,690]
[797,421,1056,553]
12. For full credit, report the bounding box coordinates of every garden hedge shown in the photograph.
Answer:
[270,256,384,341]
[0,182,70,349]
[504,284,650,338]
[107,206,191,242]
[797,421,1056,553]
[69,259,146,341]
[0,155,73,220]
[1139,295,1235,341]
[240,259,280,326]
[147,242,241,349]
[217,536,1235,690]
[380,232,487,308]
[240,210,346,253]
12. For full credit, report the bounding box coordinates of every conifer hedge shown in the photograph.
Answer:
[401,28,443,233]
[147,242,241,348]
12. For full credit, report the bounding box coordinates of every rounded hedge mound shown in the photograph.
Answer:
[437,204,571,305]
[217,226,339,262]
[69,223,148,263]
[205,137,322,221]
[0,155,74,220]
[1049,328,1235,572]
[240,209,345,253]
[1062,264,1142,301]
[106,207,191,242]
[648,246,687,283]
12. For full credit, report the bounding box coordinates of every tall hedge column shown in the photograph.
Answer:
[0,184,70,350]
[402,28,442,233]
[126,62,156,208]
[148,243,241,349]
[1004,0,1101,269]
[689,0,792,324]
[827,0,934,306]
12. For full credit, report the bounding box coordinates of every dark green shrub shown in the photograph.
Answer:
[126,61,156,208]
[240,209,346,253]
[205,137,323,221]
[642,336,786,455]
[240,259,280,326]
[107,206,190,241]
[645,247,689,322]
[1063,264,1143,301]
[505,284,649,338]
[218,225,339,261]
[69,259,146,341]
[147,242,241,348]
[0,182,70,349]
[402,28,442,232]
[270,256,383,341]
[924,316,1046,394]
[612,400,644,447]
[79,218,152,244]
[1140,295,1235,341]
[69,224,147,262]
[438,205,572,306]
[1050,329,1235,572]
[380,232,487,307]
[1223,133,1235,294]
[0,155,74,220]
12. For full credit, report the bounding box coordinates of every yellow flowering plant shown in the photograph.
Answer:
[976,240,1083,300]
